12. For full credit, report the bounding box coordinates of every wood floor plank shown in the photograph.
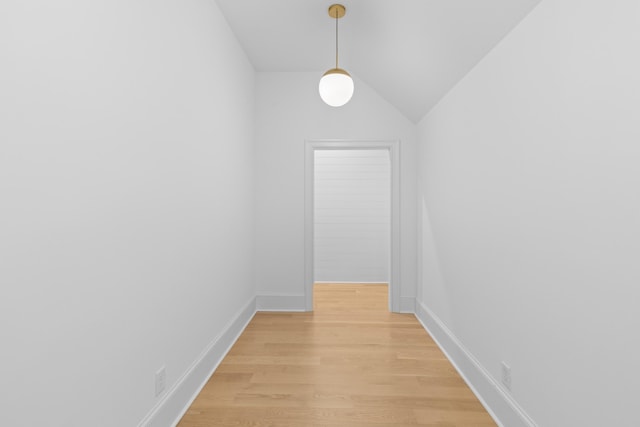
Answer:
[177,284,496,426]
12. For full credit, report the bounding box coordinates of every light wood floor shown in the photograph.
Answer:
[177,284,496,426]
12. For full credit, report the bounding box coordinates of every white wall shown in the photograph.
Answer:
[254,72,417,308]
[417,0,640,425]
[0,1,255,426]
[314,149,390,283]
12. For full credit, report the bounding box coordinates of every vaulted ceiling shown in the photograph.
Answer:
[215,0,541,123]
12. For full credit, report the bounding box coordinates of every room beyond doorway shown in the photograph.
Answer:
[304,140,401,312]
[314,149,391,284]
[313,283,389,312]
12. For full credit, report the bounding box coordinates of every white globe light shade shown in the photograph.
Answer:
[319,68,354,107]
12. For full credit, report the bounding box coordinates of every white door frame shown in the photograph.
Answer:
[304,140,401,312]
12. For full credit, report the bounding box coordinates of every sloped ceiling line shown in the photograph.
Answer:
[215,0,541,123]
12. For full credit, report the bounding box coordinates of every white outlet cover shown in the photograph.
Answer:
[501,361,512,390]
[155,366,166,397]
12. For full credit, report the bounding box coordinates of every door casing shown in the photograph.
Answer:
[304,139,401,312]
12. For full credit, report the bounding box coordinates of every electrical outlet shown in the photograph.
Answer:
[501,361,512,391]
[155,366,166,397]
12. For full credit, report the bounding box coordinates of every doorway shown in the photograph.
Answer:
[304,140,401,312]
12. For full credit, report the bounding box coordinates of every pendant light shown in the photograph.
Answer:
[319,4,354,107]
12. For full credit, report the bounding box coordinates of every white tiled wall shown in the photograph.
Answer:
[314,149,391,283]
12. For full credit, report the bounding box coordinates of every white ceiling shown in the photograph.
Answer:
[215,0,541,123]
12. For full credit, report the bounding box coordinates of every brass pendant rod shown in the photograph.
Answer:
[335,8,339,69]
[327,5,346,70]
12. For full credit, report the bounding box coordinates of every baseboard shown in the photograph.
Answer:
[414,301,537,427]
[313,281,389,285]
[256,294,306,311]
[399,296,415,313]
[136,296,257,427]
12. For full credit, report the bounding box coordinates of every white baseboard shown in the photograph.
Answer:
[399,296,415,313]
[414,301,537,427]
[136,297,257,427]
[256,294,306,311]
[255,292,413,313]
[313,281,389,284]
